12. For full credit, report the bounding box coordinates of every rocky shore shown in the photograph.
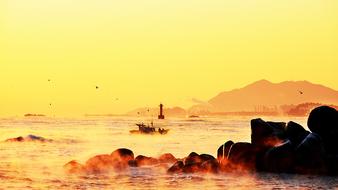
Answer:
[64,106,338,176]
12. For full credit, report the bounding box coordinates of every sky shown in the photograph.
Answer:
[1,0,338,116]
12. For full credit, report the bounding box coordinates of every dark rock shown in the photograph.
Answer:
[5,135,52,142]
[217,140,234,162]
[5,136,24,142]
[85,154,116,173]
[307,106,338,155]
[135,155,159,166]
[128,160,138,167]
[263,141,295,173]
[285,121,310,146]
[158,153,177,164]
[64,160,85,174]
[295,133,327,174]
[167,161,184,173]
[200,154,216,162]
[251,118,286,148]
[227,142,258,171]
[111,148,134,162]
[184,152,202,165]
[182,163,202,173]
[200,159,220,173]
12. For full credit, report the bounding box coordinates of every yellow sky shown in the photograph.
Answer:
[1,0,338,116]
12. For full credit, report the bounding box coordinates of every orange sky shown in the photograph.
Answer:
[1,0,338,116]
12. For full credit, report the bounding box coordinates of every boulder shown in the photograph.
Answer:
[227,142,260,171]
[167,161,184,173]
[217,140,234,162]
[85,154,116,173]
[184,152,202,165]
[307,106,338,155]
[295,133,327,174]
[111,148,134,163]
[64,160,85,174]
[251,119,286,148]
[200,159,220,174]
[263,141,295,173]
[285,121,310,146]
[158,153,177,164]
[135,155,159,166]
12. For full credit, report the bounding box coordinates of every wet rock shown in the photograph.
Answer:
[167,161,184,173]
[184,152,202,165]
[128,160,138,167]
[285,121,310,146]
[217,140,234,162]
[200,159,220,173]
[251,119,286,148]
[64,160,85,174]
[307,106,338,155]
[135,155,159,166]
[5,136,24,142]
[182,163,202,173]
[200,154,216,162]
[5,135,52,142]
[295,133,327,174]
[158,153,177,164]
[111,148,134,163]
[263,141,295,173]
[85,154,116,173]
[227,142,258,171]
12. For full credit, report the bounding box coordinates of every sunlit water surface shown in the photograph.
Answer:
[0,116,337,189]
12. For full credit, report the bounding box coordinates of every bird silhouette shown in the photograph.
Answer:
[298,90,303,95]
[95,86,99,89]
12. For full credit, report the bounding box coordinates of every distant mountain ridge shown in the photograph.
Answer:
[189,80,338,113]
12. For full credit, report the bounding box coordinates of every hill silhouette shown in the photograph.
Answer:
[189,80,338,113]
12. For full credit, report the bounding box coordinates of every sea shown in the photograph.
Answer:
[0,116,337,189]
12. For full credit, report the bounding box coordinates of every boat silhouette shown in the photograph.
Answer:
[130,122,169,135]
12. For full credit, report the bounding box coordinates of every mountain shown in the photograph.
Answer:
[190,80,338,113]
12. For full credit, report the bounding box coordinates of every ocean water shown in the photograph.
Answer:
[0,116,337,189]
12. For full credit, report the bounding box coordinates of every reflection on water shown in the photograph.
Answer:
[0,116,337,189]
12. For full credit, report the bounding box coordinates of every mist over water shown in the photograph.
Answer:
[1,116,337,189]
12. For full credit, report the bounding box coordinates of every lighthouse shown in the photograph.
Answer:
[158,103,165,119]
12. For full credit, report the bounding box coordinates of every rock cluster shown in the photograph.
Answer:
[64,106,338,176]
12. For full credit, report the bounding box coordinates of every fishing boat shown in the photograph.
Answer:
[129,122,169,135]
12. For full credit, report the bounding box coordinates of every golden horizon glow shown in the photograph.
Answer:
[1,0,338,116]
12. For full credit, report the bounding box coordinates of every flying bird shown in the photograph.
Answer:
[95,86,99,89]
[298,90,303,95]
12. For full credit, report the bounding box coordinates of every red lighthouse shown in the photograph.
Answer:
[158,103,165,119]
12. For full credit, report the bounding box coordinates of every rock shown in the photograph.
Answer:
[85,154,116,173]
[64,160,85,174]
[5,135,52,142]
[200,154,216,162]
[295,133,327,174]
[200,159,220,173]
[111,148,134,162]
[227,142,258,171]
[217,141,234,160]
[251,119,286,148]
[5,136,24,142]
[217,141,234,166]
[128,160,138,167]
[182,163,202,173]
[158,153,177,164]
[167,161,184,173]
[285,121,310,146]
[307,106,338,155]
[263,141,295,173]
[135,155,159,166]
[184,152,202,165]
